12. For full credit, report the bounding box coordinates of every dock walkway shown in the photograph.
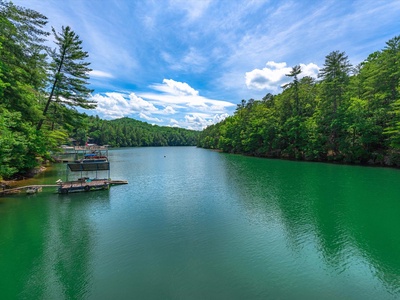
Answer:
[58,179,128,194]
[0,184,58,195]
[0,180,128,196]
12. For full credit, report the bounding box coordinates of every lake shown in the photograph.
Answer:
[1,146,400,299]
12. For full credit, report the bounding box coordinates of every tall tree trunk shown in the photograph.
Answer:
[36,47,65,131]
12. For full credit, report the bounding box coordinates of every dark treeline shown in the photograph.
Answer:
[198,36,400,166]
[0,1,197,180]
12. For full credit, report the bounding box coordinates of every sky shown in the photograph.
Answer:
[13,0,400,130]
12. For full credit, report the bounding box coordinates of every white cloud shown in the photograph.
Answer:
[128,93,158,112]
[245,61,291,91]
[213,113,229,123]
[299,63,320,78]
[245,61,320,92]
[155,79,199,96]
[91,93,126,119]
[139,113,162,122]
[91,92,159,119]
[144,79,235,114]
[183,112,230,130]
[184,113,208,130]
[162,106,177,114]
[90,70,114,78]
[169,0,211,21]
[88,79,235,129]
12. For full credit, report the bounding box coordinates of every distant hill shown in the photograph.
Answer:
[85,116,199,147]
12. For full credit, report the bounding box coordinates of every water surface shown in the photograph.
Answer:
[1,147,400,299]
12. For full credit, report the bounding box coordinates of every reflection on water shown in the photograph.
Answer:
[0,147,400,299]
[0,187,110,299]
[222,154,400,297]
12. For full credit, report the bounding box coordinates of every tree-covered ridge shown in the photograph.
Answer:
[198,36,400,166]
[78,116,199,147]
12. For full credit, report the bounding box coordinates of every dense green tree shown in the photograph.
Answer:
[76,116,199,148]
[284,65,302,115]
[0,2,51,179]
[0,106,46,179]
[317,51,352,156]
[199,36,400,166]
[0,1,48,123]
[358,37,400,153]
[319,50,352,114]
[382,36,400,104]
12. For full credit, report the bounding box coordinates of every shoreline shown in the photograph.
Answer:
[202,147,400,170]
[1,165,48,189]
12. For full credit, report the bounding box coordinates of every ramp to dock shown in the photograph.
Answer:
[1,180,128,196]
[0,185,58,195]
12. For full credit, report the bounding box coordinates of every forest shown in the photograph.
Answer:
[83,116,199,147]
[0,1,197,180]
[198,36,400,166]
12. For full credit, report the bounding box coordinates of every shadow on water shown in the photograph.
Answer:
[0,187,111,299]
[221,154,400,297]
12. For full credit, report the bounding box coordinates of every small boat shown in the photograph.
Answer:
[76,153,108,163]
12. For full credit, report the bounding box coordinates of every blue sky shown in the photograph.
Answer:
[14,0,400,130]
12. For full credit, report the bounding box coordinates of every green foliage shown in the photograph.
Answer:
[0,106,47,178]
[0,1,48,124]
[37,25,95,131]
[0,2,49,178]
[79,116,199,148]
[199,36,400,166]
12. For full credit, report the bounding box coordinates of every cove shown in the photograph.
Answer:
[0,146,399,299]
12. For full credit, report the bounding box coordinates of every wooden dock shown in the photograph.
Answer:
[58,180,109,194]
[0,180,128,196]
[58,179,128,194]
[1,144,128,197]
[109,180,129,185]
[0,184,58,195]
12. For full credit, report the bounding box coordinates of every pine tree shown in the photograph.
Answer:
[37,26,95,131]
[284,65,302,115]
[319,50,352,114]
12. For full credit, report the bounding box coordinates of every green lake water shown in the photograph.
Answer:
[1,146,400,299]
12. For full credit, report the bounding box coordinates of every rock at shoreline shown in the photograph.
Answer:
[1,166,47,188]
